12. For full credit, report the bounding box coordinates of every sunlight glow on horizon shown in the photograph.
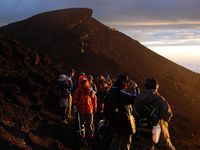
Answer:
[148,46,200,62]
[110,23,200,73]
[145,46,200,73]
[107,20,200,27]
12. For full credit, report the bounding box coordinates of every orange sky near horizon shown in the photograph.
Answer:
[148,46,200,73]
[150,46,200,62]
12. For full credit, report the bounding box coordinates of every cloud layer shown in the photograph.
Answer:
[1,0,200,26]
[112,23,200,47]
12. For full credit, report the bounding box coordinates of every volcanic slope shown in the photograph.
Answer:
[1,8,200,149]
[0,33,84,149]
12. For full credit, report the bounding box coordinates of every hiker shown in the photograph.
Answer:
[87,75,97,93]
[56,74,72,124]
[134,78,175,150]
[104,75,136,150]
[129,80,140,96]
[105,73,113,91]
[78,73,88,87]
[66,68,75,94]
[96,75,110,119]
[73,77,97,139]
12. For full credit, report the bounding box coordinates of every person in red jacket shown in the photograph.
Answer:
[73,77,97,139]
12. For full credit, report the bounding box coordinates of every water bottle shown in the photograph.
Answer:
[152,124,161,143]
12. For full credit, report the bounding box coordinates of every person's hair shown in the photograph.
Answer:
[114,75,129,89]
[67,68,75,74]
[145,78,159,90]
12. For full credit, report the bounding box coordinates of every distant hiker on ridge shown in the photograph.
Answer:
[134,78,175,150]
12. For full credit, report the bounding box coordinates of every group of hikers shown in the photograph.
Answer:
[54,68,176,150]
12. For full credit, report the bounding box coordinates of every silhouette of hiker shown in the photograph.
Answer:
[134,78,175,150]
[105,75,136,150]
[96,75,110,120]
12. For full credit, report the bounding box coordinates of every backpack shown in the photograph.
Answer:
[54,81,71,99]
[95,119,113,140]
[104,90,119,124]
[104,88,136,135]
[134,101,159,134]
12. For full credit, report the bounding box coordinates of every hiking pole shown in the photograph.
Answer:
[77,112,82,136]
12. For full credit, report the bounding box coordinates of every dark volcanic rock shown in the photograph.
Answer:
[0,34,74,150]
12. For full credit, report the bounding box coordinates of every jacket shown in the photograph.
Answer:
[134,89,172,122]
[135,89,173,141]
[105,86,136,136]
[73,79,97,115]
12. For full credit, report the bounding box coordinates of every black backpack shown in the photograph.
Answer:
[95,119,113,140]
[134,102,159,134]
[104,88,120,125]
[54,81,71,99]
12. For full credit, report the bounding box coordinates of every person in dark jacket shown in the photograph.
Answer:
[134,78,175,150]
[97,75,110,119]
[105,75,136,150]
[66,68,75,93]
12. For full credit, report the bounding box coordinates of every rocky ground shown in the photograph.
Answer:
[0,34,78,150]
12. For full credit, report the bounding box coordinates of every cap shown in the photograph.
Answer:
[58,74,67,81]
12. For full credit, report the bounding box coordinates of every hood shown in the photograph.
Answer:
[78,75,90,91]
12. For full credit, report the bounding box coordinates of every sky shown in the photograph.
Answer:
[0,0,200,73]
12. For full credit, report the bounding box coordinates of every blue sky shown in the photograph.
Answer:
[0,0,200,72]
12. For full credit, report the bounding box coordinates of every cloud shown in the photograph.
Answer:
[112,23,200,47]
[1,0,200,26]
[91,0,200,23]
